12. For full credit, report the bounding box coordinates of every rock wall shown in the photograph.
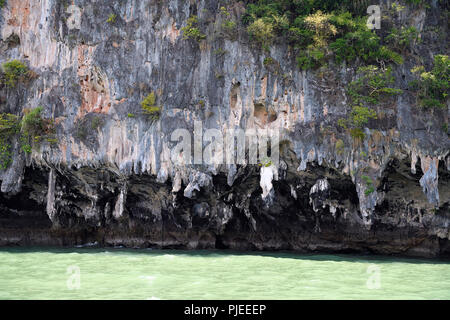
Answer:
[0,0,448,257]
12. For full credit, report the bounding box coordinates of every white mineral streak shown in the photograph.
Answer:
[184,172,212,198]
[330,206,337,218]
[260,165,278,201]
[172,171,182,193]
[290,185,297,200]
[310,178,329,195]
[309,178,330,212]
[46,168,56,222]
[419,156,440,206]
[113,186,127,219]
[411,151,418,174]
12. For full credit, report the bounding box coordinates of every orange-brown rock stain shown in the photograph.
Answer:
[7,0,30,29]
[76,45,112,118]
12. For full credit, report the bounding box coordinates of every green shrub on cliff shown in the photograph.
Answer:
[247,18,275,49]
[335,139,345,155]
[21,107,44,134]
[242,0,368,25]
[294,10,337,69]
[221,20,237,38]
[0,113,20,169]
[242,1,404,70]
[386,26,420,52]
[0,140,12,169]
[331,33,403,66]
[347,66,403,106]
[329,14,404,66]
[0,107,53,168]
[2,60,29,88]
[107,14,117,24]
[220,7,237,37]
[348,105,378,129]
[410,55,449,109]
[141,92,161,122]
[339,66,402,140]
[0,113,20,136]
[142,92,156,107]
[328,12,403,65]
[20,107,51,153]
[339,106,377,140]
[362,175,375,195]
[303,10,337,48]
[297,47,325,70]
[181,16,206,42]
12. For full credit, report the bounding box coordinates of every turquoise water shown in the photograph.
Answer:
[0,248,449,300]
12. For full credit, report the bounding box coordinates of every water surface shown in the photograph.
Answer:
[0,248,449,299]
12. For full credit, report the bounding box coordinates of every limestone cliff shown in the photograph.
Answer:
[0,0,449,258]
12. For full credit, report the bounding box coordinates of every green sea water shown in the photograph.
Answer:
[0,248,449,300]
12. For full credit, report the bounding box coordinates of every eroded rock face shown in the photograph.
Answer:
[0,0,449,257]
